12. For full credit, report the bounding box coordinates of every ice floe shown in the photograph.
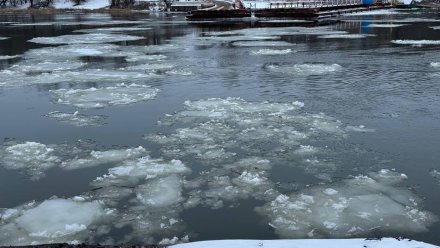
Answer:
[232,41,294,47]
[29,33,143,45]
[430,169,440,184]
[50,83,159,108]
[0,198,113,245]
[257,169,437,238]
[391,40,440,47]
[318,34,373,39]
[264,63,342,76]
[0,141,148,179]
[368,24,406,28]
[0,142,60,180]
[430,62,440,67]
[250,49,293,55]
[45,111,107,127]
[0,55,20,60]
[0,37,9,40]
[75,27,152,33]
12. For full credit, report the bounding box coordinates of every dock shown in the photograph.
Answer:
[186,0,394,20]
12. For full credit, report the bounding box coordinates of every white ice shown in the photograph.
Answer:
[319,34,373,39]
[61,146,147,170]
[0,37,9,40]
[232,41,294,47]
[50,83,159,108]
[0,198,109,245]
[368,24,406,28]
[250,49,293,55]
[29,33,143,45]
[391,40,440,47]
[257,169,436,238]
[46,111,107,127]
[0,55,20,60]
[0,142,60,180]
[265,63,342,75]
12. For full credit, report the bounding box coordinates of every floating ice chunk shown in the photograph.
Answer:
[10,61,86,73]
[430,62,440,67]
[61,146,147,170]
[346,125,375,133]
[24,44,120,59]
[159,235,189,245]
[232,41,294,47]
[258,170,437,238]
[50,83,159,108]
[46,111,107,127]
[126,62,175,72]
[75,27,152,34]
[92,156,189,188]
[0,142,60,180]
[0,55,20,60]
[368,24,406,28]
[250,49,293,55]
[136,175,183,208]
[0,198,107,245]
[319,34,373,39]
[0,37,9,40]
[430,169,440,184]
[391,40,440,47]
[29,33,143,45]
[265,63,342,76]
[125,54,167,62]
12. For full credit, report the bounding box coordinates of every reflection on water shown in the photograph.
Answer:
[0,9,440,246]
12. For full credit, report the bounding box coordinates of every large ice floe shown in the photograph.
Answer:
[50,83,159,108]
[28,33,143,45]
[0,141,147,179]
[257,169,437,238]
[264,63,342,76]
[0,197,114,246]
[250,49,293,55]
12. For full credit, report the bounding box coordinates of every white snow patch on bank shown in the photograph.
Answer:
[52,0,110,9]
[257,169,437,238]
[172,238,440,248]
[29,33,143,45]
[50,83,159,108]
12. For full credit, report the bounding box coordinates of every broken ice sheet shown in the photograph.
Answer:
[0,197,115,246]
[28,33,143,45]
[87,156,191,243]
[257,169,437,238]
[0,141,148,179]
[250,49,293,55]
[50,83,160,109]
[45,111,107,127]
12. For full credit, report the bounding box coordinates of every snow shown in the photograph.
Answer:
[50,83,159,108]
[46,111,107,127]
[392,40,440,47]
[257,169,436,238]
[0,198,109,245]
[344,9,399,16]
[29,33,143,45]
[172,238,440,248]
[250,49,293,55]
[58,0,109,9]
[265,63,342,76]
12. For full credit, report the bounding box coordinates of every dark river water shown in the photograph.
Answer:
[0,9,439,246]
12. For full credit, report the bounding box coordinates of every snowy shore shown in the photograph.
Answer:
[172,238,440,248]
